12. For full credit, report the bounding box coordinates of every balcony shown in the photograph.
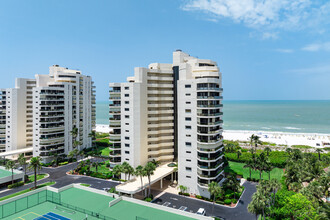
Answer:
[197,153,223,162]
[197,104,223,108]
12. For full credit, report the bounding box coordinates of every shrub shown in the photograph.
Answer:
[196,195,202,199]
[247,177,251,181]
[231,199,237,204]
[241,149,248,153]
[224,199,232,205]
[216,200,224,205]
[8,181,24,189]
[59,162,68,166]
[105,162,110,167]
[144,197,152,202]
[95,139,109,147]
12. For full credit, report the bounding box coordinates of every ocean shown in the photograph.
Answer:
[96,100,330,134]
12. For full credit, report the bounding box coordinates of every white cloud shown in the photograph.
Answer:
[275,49,294,53]
[182,0,330,34]
[302,42,330,52]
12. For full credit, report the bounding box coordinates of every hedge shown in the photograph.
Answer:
[224,199,232,205]
[8,181,24,189]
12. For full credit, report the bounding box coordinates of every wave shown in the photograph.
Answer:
[284,127,302,130]
[261,127,271,130]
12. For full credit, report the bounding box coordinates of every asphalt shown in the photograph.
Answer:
[0,161,257,220]
[0,158,119,197]
[152,181,257,220]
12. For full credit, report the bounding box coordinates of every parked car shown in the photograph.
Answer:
[196,208,206,216]
[17,167,23,171]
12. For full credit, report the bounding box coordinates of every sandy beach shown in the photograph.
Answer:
[96,124,330,148]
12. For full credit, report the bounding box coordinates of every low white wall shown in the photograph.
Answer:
[0,187,47,206]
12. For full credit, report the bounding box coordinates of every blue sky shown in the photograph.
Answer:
[0,0,329,101]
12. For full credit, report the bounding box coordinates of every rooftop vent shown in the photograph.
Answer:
[176,49,182,52]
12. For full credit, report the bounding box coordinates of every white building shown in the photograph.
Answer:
[0,65,96,162]
[109,50,224,197]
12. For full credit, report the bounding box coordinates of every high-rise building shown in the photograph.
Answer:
[109,50,224,197]
[0,65,96,162]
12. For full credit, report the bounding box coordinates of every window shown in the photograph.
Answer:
[125,108,129,111]
[125,115,129,118]
[125,130,129,132]
[125,136,129,140]
[125,123,129,125]
[185,117,191,121]
[186,134,191,137]
[186,151,191,154]
[185,167,192,171]
[125,94,129,97]
[186,159,191,162]
[185,84,191,88]
[186,176,191,178]
[186,101,191,104]
[185,125,191,129]
[125,87,129,90]
[185,109,191,113]
[185,142,191,146]
[125,144,130,147]
[125,158,129,161]
[125,151,130,154]
[125,101,129,104]
[186,93,191,96]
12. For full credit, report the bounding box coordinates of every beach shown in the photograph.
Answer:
[96,124,330,148]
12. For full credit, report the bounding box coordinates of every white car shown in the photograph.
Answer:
[17,167,23,171]
[196,208,206,216]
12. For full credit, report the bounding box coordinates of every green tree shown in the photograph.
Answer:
[18,153,27,177]
[28,157,42,189]
[135,165,146,196]
[5,160,16,185]
[264,147,271,157]
[315,148,323,160]
[252,135,262,154]
[178,185,188,193]
[243,159,254,179]
[236,149,242,159]
[264,160,273,180]
[248,190,267,220]
[285,147,292,156]
[92,162,99,172]
[282,193,317,219]
[208,181,223,216]
[224,173,240,198]
[144,162,156,197]
[112,164,122,179]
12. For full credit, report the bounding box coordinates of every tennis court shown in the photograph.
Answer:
[1,187,196,220]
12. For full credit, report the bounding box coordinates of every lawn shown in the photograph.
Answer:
[94,146,111,156]
[26,174,47,183]
[90,161,111,174]
[0,181,55,201]
[80,183,90,187]
[225,161,284,181]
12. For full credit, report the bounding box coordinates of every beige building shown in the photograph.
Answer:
[109,50,224,197]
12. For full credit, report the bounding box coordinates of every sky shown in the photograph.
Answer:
[0,0,330,101]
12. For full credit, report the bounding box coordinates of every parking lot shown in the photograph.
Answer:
[152,181,257,220]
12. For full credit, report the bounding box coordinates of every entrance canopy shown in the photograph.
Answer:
[0,147,33,157]
[116,163,175,195]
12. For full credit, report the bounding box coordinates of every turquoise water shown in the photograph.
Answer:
[97,100,330,134]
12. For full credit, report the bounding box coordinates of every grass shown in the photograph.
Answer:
[0,181,55,201]
[225,161,284,181]
[80,183,90,187]
[26,174,47,183]
[90,161,111,174]
[291,145,313,149]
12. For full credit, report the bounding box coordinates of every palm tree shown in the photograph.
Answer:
[315,148,323,160]
[252,135,262,153]
[93,162,99,172]
[249,134,255,150]
[5,160,16,185]
[248,190,267,220]
[208,181,223,216]
[70,127,78,140]
[286,147,292,156]
[151,159,161,167]
[28,157,42,189]
[18,153,27,177]
[264,147,271,157]
[178,185,188,194]
[144,162,156,197]
[243,159,254,179]
[225,173,240,198]
[112,164,122,179]
[264,161,273,180]
[236,149,242,160]
[88,130,97,150]
[135,165,146,196]
[121,162,130,181]
[127,165,135,180]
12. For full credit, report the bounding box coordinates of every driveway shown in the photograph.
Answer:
[0,158,119,197]
[152,181,257,220]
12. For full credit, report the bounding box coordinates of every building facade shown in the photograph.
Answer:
[109,51,224,197]
[0,65,96,162]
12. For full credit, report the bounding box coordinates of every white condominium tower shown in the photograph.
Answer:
[0,65,96,162]
[109,50,224,197]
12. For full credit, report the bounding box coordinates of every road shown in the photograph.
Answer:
[153,181,257,220]
[0,158,119,198]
